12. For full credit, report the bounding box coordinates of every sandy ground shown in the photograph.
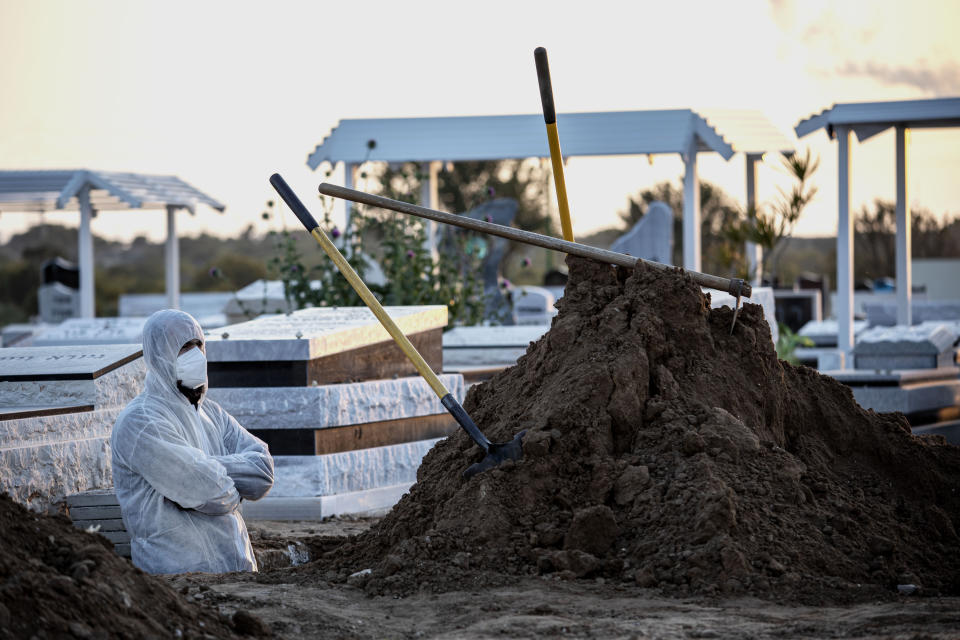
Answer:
[164,518,960,640]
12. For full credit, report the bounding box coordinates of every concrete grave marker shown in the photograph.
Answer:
[205,306,448,387]
[512,285,556,326]
[31,317,146,347]
[853,323,958,370]
[610,201,673,264]
[0,344,145,511]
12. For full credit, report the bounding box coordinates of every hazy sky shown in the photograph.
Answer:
[1,0,958,245]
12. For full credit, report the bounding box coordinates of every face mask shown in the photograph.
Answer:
[176,347,207,390]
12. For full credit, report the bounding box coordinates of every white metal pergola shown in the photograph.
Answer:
[0,170,225,318]
[796,97,960,367]
[306,109,793,280]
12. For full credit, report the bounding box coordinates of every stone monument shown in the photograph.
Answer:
[610,201,673,264]
[0,344,145,512]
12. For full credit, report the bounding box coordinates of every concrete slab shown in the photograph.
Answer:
[443,326,548,367]
[798,319,869,348]
[205,306,448,363]
[270,439,441,497]
[31,318,147,346]
[242,484,412,521]
[207,374,464,432]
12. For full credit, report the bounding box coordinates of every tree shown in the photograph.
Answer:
[730,149,819,285]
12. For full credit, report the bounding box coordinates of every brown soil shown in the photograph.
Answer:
[290,256,960,604]
[0,493,266,639]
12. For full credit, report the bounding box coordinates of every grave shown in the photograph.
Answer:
[118,291,233,329]
[825,367,960,425]
[442,325,551,383]
[222,279,320,324]
[203,305,464,519]
[31,317,147,347]
[795,319,870,370]
[864,300,960,327]
[0,344,145,512]
[610,201,673,264]
[852,322,958,370]
[511,285,557,326]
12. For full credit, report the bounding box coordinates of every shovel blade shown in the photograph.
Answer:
[463,430,527,479]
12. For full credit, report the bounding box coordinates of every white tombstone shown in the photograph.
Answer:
[610,201,673,265]
[118,291,233,329]
[31,317,147,347]
[512,285,557,326]
[0,344,145,511]
[37,282,80,324]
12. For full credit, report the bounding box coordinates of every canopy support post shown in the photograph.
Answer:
[836,126,854,367]
[77,185,95,318]
[420,161,441,258]
[682,140,701,272]
[165,205,180,310]
[895,125,912,326]
[745,153,762,285]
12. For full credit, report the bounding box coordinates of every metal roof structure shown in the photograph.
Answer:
[0,169,225,214]
[795,97,960,142]
[795,97,960,365]
[0,169,225,318]
[307,109,794,277]
[307,109,794,168]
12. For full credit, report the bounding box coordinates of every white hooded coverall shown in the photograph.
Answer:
[111,309,274,574]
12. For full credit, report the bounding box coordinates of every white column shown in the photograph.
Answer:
[895,125,911,326]
[165,205,180,310]
[745,153,762,285]
[836,126,854,366]
[343,162,356,233]
[77,186,95,318]
[682,142,700,272]
[420,161,441,257]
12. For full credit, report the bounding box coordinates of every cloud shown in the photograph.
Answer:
[837,60,960,95]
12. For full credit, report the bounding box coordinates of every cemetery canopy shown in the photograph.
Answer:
[0,170,225,318]
[307,110,794,275]
[795,97,960,364]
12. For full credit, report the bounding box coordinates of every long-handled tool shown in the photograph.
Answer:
[317,183,751,300]
[535,47,575,243]
[270,174,525,479]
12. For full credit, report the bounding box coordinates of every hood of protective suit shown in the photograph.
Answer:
[142,309,206,405]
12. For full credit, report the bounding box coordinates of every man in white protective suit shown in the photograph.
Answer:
[111,309,274,574]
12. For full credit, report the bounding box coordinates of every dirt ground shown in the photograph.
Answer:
[167,517,960,640]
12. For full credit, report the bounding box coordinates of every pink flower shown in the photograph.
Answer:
[406,250,415,259]
[331,227,341,239]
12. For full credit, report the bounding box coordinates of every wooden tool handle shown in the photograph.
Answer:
[317,182,752,298]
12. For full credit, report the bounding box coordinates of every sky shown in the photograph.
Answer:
[1,0,959,245]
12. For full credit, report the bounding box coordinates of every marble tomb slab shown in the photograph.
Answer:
[31,318,147,346]
[798,319,869,348]
[206,374,464,432]
[853,323,958,370]
[205,306,448,386]
[0,345,146,511]
[824,367,960,419]
[0,345,145,410]
[442,326,549,368]
[206,306,447,362]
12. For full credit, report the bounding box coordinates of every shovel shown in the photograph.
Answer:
[269,174,525,479]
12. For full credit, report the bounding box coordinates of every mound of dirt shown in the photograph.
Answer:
[306,257,960,604]
[0,493,260,638]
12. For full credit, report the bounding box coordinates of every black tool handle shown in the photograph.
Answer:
[534,47,556,125]
[270,173,319,231]
[441,394,491,452]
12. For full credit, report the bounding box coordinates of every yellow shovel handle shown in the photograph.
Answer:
[307,227,449,399]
